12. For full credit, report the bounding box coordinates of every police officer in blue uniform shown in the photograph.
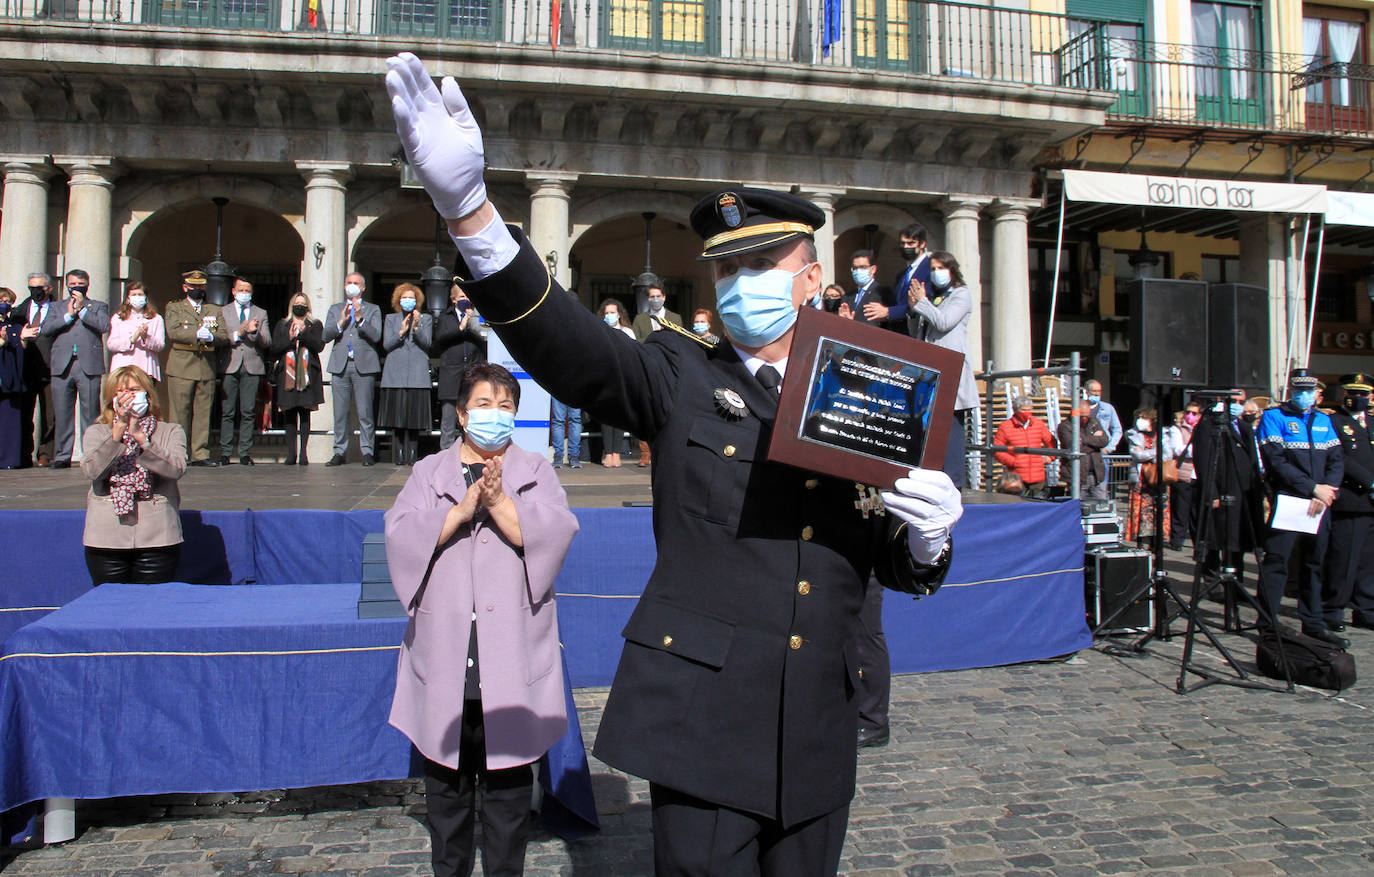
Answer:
[386,52,964,876]
[1323,374,1374,633]
[1256,368,1345,646]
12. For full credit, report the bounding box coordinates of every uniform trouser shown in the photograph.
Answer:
[855,576,890,734]
[550,400,581,463]
[1169,480,1196,548]
[166,375,217,462]
[19,380,54,463]
[219,370,260,458]
[440,400,460,449]
[1259,519,1330,632]
[422,701,533,877]
[649,784,849,877]
[331,361,376,456]
[1323,512,1374,626]
[85,545,182,586]
[51,364,102,463]
[943,410,968,488]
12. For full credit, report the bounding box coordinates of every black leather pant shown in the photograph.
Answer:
[85,545,182,586]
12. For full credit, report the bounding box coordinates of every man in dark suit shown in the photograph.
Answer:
[433,283,487,449]
[892,223,931,330]
[850,249,899,332]
[388,53,963,876]
[218,277,273,465]
[1192,394,1265,592]
[322,272,384,466]
[12,272,56,466]
[1324,374,1374,632]
[39,268,110,468]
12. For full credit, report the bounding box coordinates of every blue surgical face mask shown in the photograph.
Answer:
[603,312,620,326]
[929,268,951,289]
[1293,390,1317,410]
[464,407,515,451]
[1229,402,1244,418]
[400,298,417,312]
[693,321,709,335]
[850,268,870,286]
[235,292,253,307]
[1086,394,1101,405]
[715,263,813,348]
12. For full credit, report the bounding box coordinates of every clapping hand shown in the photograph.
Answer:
[862,300,888,322]
[245,317,260,334]
[480,455,506,509]
[908,280,928,307]
[385,53,488,221]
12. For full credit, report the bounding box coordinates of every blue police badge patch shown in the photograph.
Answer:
[718,193,742,228]
[1287,422,1300,434]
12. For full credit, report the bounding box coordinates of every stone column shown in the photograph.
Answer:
[940,196,989,369]
[1238,214,1288,395]
[798,186,844,288]
[0,157,54,292]
[54,157,119,302]
[296,161,352,462]
[526,172,577,288]
[988,199,1035,371]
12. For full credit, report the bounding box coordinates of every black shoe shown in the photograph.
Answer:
[217,456,231,466]
[283,455,297,466]
[1304,627,1351,649]
[189,459,218,467]
[325,454,346,467]
[857,727,889,749]
[1328,622,1346,633]
[362,454,376,467]
[298,454,308,466]
[240,456,255,466]
[50,460,71,469]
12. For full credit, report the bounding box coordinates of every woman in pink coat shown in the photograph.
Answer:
[106,282,167,381]
[385,362,578,877]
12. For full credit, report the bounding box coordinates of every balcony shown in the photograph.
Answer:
[1059,32,1374,140]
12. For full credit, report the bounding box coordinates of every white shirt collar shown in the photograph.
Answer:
[731,343,787,381]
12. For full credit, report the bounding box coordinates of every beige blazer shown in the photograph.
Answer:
[81,420,188,549]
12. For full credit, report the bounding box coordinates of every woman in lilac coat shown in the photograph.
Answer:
[385,362,578,877]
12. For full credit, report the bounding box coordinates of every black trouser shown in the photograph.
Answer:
[422,700,534,877]
[282,409,311,462]
[649,783,849,877]
[1259,519,1330,632]
[393,428,418,465]
[19,381,54,464]
[219,369,260,458]
[855,576,889,735]
[85,545,182,586]
[943,411,968,488]
[1169,480,1195,548]
[1324,512,1374,626]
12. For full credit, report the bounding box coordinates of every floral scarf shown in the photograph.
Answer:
[109,415,157,517]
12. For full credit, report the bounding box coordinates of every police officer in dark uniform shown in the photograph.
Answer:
[1255,368,1345,646]
[386,52,963,876]
[1323,374,1374,632]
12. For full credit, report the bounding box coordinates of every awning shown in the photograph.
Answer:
[1326,190,1374,228]
[1062,169,1328,214]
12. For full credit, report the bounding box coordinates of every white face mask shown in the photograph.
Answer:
[128,295,147,310]
[1135,418,1151,432]
[130,391,149,417]
[929,268,951,288]
[235,292,253,307]
[345,283,362,299]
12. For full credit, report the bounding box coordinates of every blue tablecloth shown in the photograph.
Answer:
[0,582,599,834]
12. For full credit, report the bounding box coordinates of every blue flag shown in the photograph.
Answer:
[822,0,842,57]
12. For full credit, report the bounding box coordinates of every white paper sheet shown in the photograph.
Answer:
[1270,493,1326,534]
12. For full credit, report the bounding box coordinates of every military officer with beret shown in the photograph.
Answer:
[387,53,962,877]
[165,269,230,466]
[1324,374,1374,632]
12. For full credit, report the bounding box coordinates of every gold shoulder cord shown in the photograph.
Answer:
[482,267,552,327]
[657,317,715,349]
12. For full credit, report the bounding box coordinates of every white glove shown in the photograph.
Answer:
[195,327,213,342]
[881,468,962,565]
[384,52,488,221]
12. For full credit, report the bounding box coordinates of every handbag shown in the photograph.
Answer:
[1140,459,1178,486]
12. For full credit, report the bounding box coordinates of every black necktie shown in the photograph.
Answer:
[756,365,781,396]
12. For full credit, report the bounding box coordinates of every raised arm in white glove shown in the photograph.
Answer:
[881,468,963,566]
[384,52,488,221]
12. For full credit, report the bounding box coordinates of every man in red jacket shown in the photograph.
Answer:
[995,395,1057,496]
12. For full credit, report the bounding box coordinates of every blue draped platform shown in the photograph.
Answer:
[0,500,1088,815]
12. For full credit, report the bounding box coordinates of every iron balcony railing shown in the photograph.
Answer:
[1060,33,1374,137]
[14,0,1108,88]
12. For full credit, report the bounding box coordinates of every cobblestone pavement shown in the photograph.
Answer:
[5,615,1374,877]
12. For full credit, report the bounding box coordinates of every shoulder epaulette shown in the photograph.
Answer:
[655,316,716,349]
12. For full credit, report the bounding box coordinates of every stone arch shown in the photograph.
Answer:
[569,190,697,250]
[117,174,306,264]
[346,184,531,268]
[831,203,923,241]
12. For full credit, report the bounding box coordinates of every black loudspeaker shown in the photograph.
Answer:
[1087,547,1154,634]
[1208,283,1269,390]
[1127,279,1209,386]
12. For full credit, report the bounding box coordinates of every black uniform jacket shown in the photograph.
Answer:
[1330,409,1374,515]
[433,306,487,401]
[1191,416,1266,553]
[457,229,947,827]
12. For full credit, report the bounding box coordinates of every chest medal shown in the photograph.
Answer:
[854,484,886,518]
[714,387,748,420]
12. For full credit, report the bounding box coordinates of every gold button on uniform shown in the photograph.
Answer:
[801,525,813,541]
[797,580,811,595]
[663,635,674,647]
[804,478,819,489]
[789,635,803,650]
[723,445,736,457]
